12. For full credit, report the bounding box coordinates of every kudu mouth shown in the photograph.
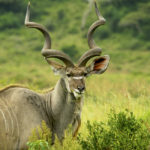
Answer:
[71,85,85,99]
[73,90,85,99]
[65,78,86,99]
[74,89,85,94]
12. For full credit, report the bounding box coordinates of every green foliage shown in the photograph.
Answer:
[27,121,52,150]
[27,121,82,150]
[78,110,150,150]
[62,45,79,61]
[53,126,82,150]
[0,12,21,29]
[0,0,149,49]
[119,2,150,41]
[0,0,149,58]
[0,0,25,12]
[0,0,26,29]
[27,140,49,150]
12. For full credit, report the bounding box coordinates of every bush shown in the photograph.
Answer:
[27,140,49,150]
[27,121,52,150]
[27,121,82,150]
[0,12,21,30]
[78,110,150,150]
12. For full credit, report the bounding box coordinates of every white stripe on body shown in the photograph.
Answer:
[2,100,14,135]
[0,100,20,138]
[0,108,8,132]
[5,100,20,149]
[9,104,20,138]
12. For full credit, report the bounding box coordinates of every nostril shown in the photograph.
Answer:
[81,87,85,91]
[77,86,85,92]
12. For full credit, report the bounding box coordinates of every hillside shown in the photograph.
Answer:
[0,0,150,82]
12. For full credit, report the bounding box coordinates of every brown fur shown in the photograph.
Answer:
[73,119,81,137]
[94,57,107,70]
[0,85,26,93]
[0,85,54,94]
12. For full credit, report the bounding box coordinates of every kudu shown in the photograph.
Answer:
[0,1,110,150]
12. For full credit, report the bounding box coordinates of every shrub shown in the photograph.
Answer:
[53,126,82,150]
[27,140,49,150]
[0,12,21,30]
[27,121,52,150]
[27,121,82,150]
[78,110,150,150]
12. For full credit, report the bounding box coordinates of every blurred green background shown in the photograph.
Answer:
[0,0,150,123]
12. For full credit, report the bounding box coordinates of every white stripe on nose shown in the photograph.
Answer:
[73,76,83,80]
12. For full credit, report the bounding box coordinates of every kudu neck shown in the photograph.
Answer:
[41,77,83,136]
[52,77,76,105]
[43,78,80,118]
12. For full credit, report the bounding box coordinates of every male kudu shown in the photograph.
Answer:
[0,1,109,150]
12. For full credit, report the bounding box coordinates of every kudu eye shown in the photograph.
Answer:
[84,73,87,77]
[66,74,71,77]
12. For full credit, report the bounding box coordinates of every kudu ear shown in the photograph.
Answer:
[46,59,66,75]
[86,55,110,75]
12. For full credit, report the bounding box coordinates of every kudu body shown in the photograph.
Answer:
[0,1,110,150]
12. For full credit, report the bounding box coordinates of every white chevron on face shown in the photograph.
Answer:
[72,76,84,80]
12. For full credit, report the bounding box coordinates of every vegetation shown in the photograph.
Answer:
[0,0,150,149]
[27,111,150,150]
[79,110,150,150]
[27,121,82,150]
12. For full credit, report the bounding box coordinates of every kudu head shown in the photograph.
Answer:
[25,1,110,99]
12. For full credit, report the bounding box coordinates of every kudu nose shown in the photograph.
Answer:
[77,86,85,93]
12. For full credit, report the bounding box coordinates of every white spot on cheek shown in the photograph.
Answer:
[74,89,85,94]
[73,92,82,99]
[74,89,80,93]
[73,89,85,99]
